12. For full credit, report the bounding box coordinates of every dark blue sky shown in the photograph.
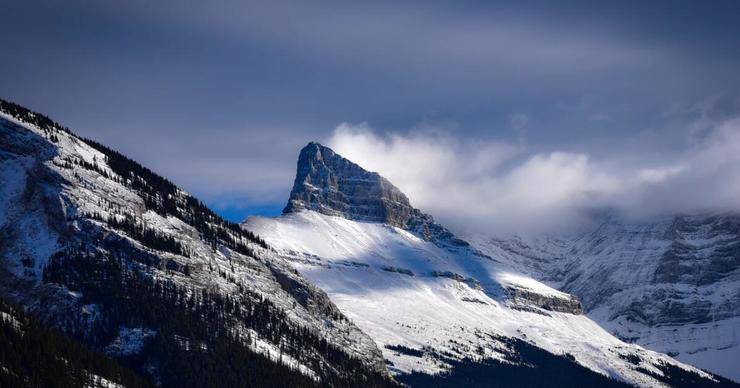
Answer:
[3,1,740,226]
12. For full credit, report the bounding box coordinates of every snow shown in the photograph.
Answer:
[0,311,22,332]
[0,158,26,223]
[105,327,157,357]
[495,271,571,299]
[239,329,319,381]
[0,113,387,376]
[245,210,713,387]
[86,373,124,388]
[678,338,740,384]
[0,154,60,280]
[467,215,740,383]
[1,111,726,385]
[601,313,740,383]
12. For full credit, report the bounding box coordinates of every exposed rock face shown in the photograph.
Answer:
[284,142,412,228]
[504,286,583,315]
[468,213,740,381]
[653,216,740,287]
[284,142,468,247]
[560,214,740,326]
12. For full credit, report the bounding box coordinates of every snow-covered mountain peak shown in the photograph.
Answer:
[3,97,734,386]
[284,142,468,248]
[243,143,735,387]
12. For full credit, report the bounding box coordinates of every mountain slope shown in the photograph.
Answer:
[469,214,740,382]
[0,296,151,388]
[244,142,735,387]
[0,100,396,387]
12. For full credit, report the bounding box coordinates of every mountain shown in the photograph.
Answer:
[284,142,467,246]
[2,98,736,387]
[468,213,740,382]
[244,142,736,387]
[0,100,396,387]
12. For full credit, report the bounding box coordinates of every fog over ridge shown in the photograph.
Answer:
[328,116,740,235]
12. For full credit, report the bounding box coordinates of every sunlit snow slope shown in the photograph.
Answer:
[244,208,720,387]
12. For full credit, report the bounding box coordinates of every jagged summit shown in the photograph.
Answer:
[284,142,413,228]
[283,142,467,246]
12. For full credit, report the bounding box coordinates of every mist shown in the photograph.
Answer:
[328,116,740,235]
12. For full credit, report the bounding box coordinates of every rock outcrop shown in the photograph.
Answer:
[284,142,413,227]
[468,213,740,382]
[504,286,584,315]
[284,142,468,247]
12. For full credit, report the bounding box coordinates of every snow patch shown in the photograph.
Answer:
[105,327,157,357]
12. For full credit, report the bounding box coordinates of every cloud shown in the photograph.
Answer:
[636,166,685,183]
[329,123,520,216]
[328,119,740,235]
[625,117,740,218]
[3,0,740,228]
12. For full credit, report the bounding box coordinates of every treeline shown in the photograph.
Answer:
[84,211,192,258]
[80,137,268,251]
[0,98,71,135]
[42,246,397,387]
[636,362,738,388]
[398,335,737,388]
[0,297,151,388]
[0,98,268,257]
[1,98,398,387]
[397,337,633,388]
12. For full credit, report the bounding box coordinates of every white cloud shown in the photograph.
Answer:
[636,166,685,183]
[624,117,740,217]
[329,123,519,210]
[327,118,740,235]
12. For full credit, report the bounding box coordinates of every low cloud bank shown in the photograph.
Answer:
[328,119,740,235]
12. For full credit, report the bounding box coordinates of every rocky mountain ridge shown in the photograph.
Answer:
[284,142,468,247]
[0,100,395,387]
[1,97,735,387]
[468,213,740,382]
